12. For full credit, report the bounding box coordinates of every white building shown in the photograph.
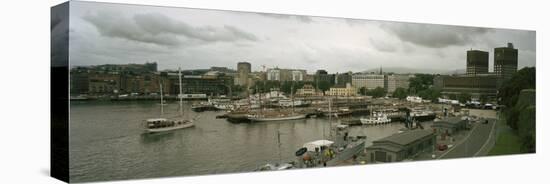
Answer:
[386,74,412,93]
[291,70,304,81]
[266,68,306,81]
[352,73,385,90]
[267,68,281,81]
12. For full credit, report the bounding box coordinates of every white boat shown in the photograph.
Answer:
[145,68,195,133]
[255,163,294,171]
[214,103,235,110]
[360,112,391,125]
[145,118,195,133]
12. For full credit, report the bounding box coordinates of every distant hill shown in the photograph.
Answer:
[361,67,466,75]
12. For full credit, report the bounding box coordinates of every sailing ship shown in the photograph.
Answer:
[144,68,195,133]
[247,112,306,122]
[246,84,306,122]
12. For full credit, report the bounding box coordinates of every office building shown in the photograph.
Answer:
[386,74,412,93]
[494,43,519,80]
[266,68,307,81]
[466,50,489,75]
[236,62,251,86]
[352,73,385,90]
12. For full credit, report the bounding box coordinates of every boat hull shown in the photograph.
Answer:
[248,114,306,122]
[191,105,218,112]
[146,123,195,133]
[360,118,391,125]
[412,114,436,122]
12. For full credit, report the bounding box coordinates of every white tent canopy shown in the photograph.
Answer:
[303,140,334,152]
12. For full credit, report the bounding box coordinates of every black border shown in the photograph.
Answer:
[51,1,70,183]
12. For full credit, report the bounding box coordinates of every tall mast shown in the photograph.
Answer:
[159,81,164,116]
[178,67,183,117]
[329,97,332,137]
[247,83,251,109]
[277,130,282,164]
[257,85,262,116]
[291,83,295,114]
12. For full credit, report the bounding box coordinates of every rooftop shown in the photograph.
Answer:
[366,144,402,152]
[375,129,433,146]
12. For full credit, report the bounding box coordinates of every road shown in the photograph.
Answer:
[440,119,496,159]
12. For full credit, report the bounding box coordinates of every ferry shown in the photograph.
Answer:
[360,112,391,125]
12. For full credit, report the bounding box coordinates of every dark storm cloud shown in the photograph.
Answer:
[83,11,258,46]
[69,1,535,72]
[380,22,492,48]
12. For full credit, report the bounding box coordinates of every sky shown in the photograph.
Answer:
[64,1,536,74]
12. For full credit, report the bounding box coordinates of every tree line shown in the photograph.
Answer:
[497,67,536,153]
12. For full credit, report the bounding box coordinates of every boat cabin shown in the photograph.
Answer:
[303,140,334,153]
[146,118,174,128]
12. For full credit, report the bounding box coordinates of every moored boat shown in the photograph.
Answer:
[360,111,391,125]
[247,113,306,122]
[294,99,366,168]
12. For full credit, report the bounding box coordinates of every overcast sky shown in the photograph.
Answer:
[67,1,536,74]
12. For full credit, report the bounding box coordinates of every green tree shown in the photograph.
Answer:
[315,80,332,93]
[495,67,536,154]
[415,88,441,102]
[392,87,408,99]
[359,87,367,96]
[408,74,434,94]
[366,87,386,98]
[518,106,536,153]
[498,67,536,108]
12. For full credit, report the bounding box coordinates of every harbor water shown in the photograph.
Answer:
[69,101,407,182]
